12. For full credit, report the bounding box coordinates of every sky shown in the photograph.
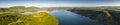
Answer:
[0,0,120,8]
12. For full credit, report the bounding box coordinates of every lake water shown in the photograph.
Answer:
[50,10,104,25]
[22,10,105,25]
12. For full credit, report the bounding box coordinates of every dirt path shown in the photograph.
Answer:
[8,19,22,25]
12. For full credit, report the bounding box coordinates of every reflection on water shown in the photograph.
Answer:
[22,10,104,25]
[50,10,104,25]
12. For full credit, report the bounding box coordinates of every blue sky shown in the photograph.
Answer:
[0,0,120,8]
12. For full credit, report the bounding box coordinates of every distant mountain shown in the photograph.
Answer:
[95,6,120,8]
[46,6,120,8]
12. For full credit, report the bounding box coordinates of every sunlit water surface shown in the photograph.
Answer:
[22,10,105,25]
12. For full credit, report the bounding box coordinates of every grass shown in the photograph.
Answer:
[0,10,58,25]
[0,6,59,25]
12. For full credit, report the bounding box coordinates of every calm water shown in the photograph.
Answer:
[22,10,104,25]
[50,10,104,25]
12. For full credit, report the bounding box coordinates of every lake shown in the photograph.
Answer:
[22,10,105,25]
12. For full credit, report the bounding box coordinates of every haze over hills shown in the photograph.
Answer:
[0,6,120,8]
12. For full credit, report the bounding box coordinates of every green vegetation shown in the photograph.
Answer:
[0,6,58,25]
[1,6,120,25]
[0,12,58,25]
[10,12,58,25]
[68,8,120,25]
[0,13,20,25]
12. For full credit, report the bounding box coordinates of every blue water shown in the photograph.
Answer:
[50,10,104,25]
[22,10,104,25]
[21,10,49,14]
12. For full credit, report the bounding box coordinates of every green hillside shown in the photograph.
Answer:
[0,12,58,25]
[68,8,120,25]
